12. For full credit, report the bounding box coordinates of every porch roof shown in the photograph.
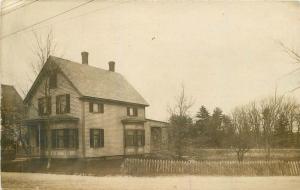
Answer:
[121,117,146,124]
[23,115,79,125]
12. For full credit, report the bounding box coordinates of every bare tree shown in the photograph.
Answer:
[167,85,194,159]
[247,102,261,148]
[25,29,58,169]
[260,96,284,160]
[231,106,253,162]
[167,84,194,117]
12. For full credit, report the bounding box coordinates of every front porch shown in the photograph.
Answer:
[23,115,81,158]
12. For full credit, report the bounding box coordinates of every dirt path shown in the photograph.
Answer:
[2,172,300,190]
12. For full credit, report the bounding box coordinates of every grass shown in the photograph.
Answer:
[1,158,124,176]
[3,149,300,176]
[182,148,300,161]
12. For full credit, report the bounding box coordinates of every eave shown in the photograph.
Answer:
[22,115,79,125]
[79,96,149,107]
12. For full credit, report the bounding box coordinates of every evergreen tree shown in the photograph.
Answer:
[195,106,210,134]
[210,107,223,146]
[274,113,289,147]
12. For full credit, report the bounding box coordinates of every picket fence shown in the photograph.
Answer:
[122,158,300,176]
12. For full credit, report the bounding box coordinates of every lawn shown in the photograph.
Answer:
[183,148,300,161]
[2,172,300,190]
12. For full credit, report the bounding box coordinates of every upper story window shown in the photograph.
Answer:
[127,107,138,116]
[38,97,51,116]
[56,94,70,114]
[49,73,57,89]
[89,102,104,113]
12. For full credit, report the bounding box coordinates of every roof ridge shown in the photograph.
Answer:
[50,55,122,75]
[25,55,149,106]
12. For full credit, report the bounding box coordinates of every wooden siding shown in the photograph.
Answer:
[145,120,168,153]
[25,71,83,158]
[84,101,146,157]
[124,123,149,155]
[25,69,152,158]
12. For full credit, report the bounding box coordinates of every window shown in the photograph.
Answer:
[125,130,136,146]
[127,107,138,116]
[89,102,104,113]
[38,97,51,116]
[125,130,145,147]
[136,130,145,146]
[90,129,104,148]
[49,73,57,89]
[56,94,70,114]
[51,129,78,149]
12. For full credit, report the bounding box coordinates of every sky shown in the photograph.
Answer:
[1,0,300,121]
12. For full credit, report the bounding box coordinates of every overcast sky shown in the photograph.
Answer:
[1,1,300,121]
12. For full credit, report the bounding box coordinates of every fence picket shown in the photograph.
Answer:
[121,158,300,176]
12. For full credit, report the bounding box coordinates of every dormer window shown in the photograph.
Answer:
[89,102,104,113]
[49,73,57,89]
[127,107,138,116]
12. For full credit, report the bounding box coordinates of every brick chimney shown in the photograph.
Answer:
[81,51,88,65]
[108,61,115,72]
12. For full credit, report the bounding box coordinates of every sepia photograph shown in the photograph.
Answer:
[1,0,300,189]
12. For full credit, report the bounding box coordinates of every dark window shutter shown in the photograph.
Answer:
[66,94,70,113]
[133,130,137,146]
[97,104,100,113]
[75,129,79,149]
[89,102,93,113]
[100,129,104,147]
[98,104,104,113]
[134,108,138,116]
[51,130,56,148]
[127,107,130,116]
[142,130,145,145]
[90,129,94,148]
[47,97,52,114]
[63,129,69,148]
[53,74,57,88]
[56,96,59,114]
[38,99,42,116]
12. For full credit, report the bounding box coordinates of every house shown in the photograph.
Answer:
[23,52,168,158]
[1,84,24,160]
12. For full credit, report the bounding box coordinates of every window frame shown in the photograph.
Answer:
[89,102,104,114]
[127,107,138,117]
[51,128,78,149]
[125,129,145,147]
[38,97,51,116]
[56,94,70,114]
[90,128,104,148]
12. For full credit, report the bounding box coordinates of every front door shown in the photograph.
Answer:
[35,126,47,157]
[151,127,162,152]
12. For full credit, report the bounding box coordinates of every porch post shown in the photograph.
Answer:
[28,126,31,157]
[38,124,41,157]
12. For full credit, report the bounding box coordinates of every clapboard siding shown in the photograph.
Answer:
[26,71,83,158]
[27,72,82,118]
[84,102,146,157]
[145,120,169,153]
[25,67,166,158]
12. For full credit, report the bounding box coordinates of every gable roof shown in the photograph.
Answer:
[1,84,24,112]
[24,56,149,106]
